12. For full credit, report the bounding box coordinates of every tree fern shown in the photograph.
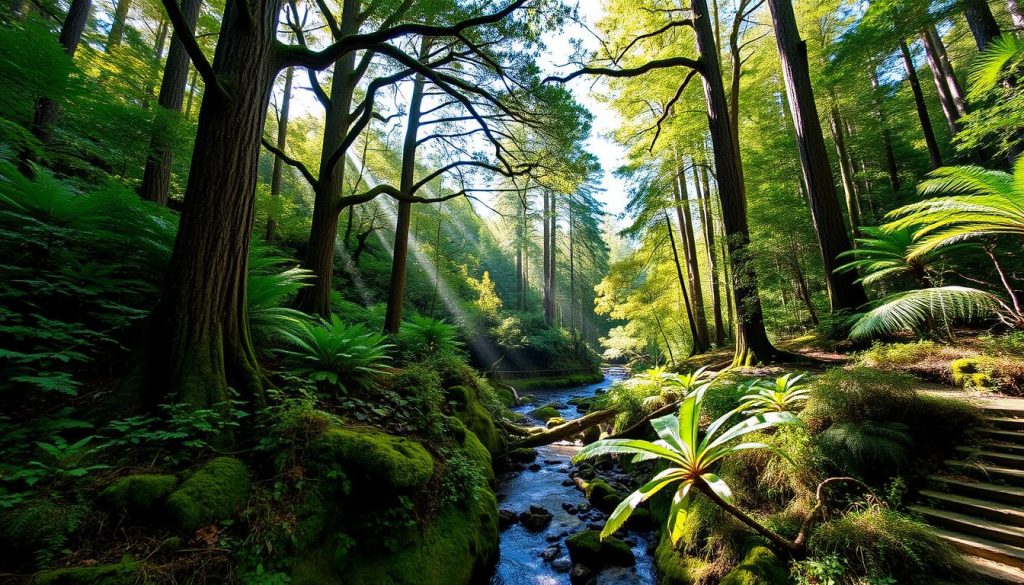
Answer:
[967,34,1024,99]
[849,286,1000,339]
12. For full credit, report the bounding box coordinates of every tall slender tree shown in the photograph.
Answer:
[32,0,91,146]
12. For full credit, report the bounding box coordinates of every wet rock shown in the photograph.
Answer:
[513,464,526,472]
[581,425,601,445]
[561,502,577,514]
[499,508,519,530]
[569,563,595,584]
[544,459,561,465]
[552,558,573,572]
[520,505,553,531]
[540,544,562,561]
[527,463,542,472]
[566,530,635,569]
[561,478,575,487]
[509,447,538,463]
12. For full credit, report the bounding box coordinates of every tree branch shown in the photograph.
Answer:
[159,0,229,101]
[261,137,318,188]
[544,56,703,84]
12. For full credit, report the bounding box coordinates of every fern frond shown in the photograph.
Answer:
[849,286,1000,340]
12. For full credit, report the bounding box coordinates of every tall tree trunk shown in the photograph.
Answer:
[665,211,701,355]
[899,40,943,169]
[789,242,819,325]
[698,162,725,346]
[927,26,967,119]
[32,0,91,146]
[692,0,785,366]
[921,29,960,137]
[869,71,901,193]
[542,189,552,325]
[143,0,283,408]
[828,106,861,238]
[298,0,361,317]
[569,193,576,341]
[106,0,132,50]
[383,40,429,334]
[767,0,868,313]
[138,0,202,207]
[265,66,293,242]
[962,0,1001,50]
[674,161,710,351]
[142,18,169,105]
[1009,0,1024,29]
[184,68,198,118]
[549,192,557,325]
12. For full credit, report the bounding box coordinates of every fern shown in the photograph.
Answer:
[848,286,1001,340]
[817,421,913,475]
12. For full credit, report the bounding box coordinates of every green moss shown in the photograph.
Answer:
[312,427,433,491]
[546,416,567,428]
[458,396,505,457]
[509,372,604,392]
[166,457,251,532]
[34,556,139,585]
[653,532,703,585]
[565,530,635,568]
[951,356,1024,393]
[582,425,601,444]
[509,447,537,463]
[462,429,495,484]
[584,478,624,513]
[492,385,517,407]
[528,405,561,421]
[99,474,178,517]
[719,545,789,585]
[295,488,499,585]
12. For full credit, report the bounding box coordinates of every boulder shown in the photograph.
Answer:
[520,505,553,531]
[166,457,251,532]
[99,474,178,518]
[565,530,635,569]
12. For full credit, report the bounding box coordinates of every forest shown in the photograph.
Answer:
[1,0,1023,583]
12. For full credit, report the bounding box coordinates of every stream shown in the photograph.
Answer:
[490,369,659,585]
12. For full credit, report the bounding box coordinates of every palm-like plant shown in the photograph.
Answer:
[572,385,801,552]
[247,249,311,352]
[279,316,393,392]
[401,315,463,354]
[740,373,811,415]
[845,157,1024,338]
[837,227,938,287]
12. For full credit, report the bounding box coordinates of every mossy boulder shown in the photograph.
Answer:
[492,385,517,407]
[509,447,538,463]
[565,530,635,569]
[462,429,495,484]
[584,478,624,513]
[546,416,567,428]
[166,457,251,532]
[34,556,139,585]
[448,384,505,457]
[653,532,704,584]
[719,545,789,585]
[581,425,601,445]
[99,474,178,518]
[293,488,499,585]
[528,405,561,422]
[312,427,433,491]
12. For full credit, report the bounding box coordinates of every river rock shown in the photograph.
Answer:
[520,505,553,531]
[562,478,575,487]
[569,563,595,584]
[499,508,518,530]
[552,558,573,572]
[540,544,562,561]
[528,463,541,472]
[566,530,635,569]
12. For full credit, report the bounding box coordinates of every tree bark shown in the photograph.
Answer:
[138,0,202,207]
[962,0,1001,51]
[869,71,901,193]
[767,0,868,313]
[106,0,132,51]
[32,0,91,146]
[921,28,960,137]
[675,161,710,349]
[698,162,726,346]
[929,26,967,118]
[265,66,293,242]
[298,0,362,316]
[143,0,283,408]
[691,0,785,366]
[511,409,616,448]
[543,189,552,325]
[665,211,701,355]
[828,106,861,238]
[382,39,429,334]
[899,40,943,169]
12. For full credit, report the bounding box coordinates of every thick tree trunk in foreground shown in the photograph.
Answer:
[675,161,710,350]
[106,0,132,50]
[692,0,784,366]
[32,0,91,145]
[698,163,726,346]
[265,66,293,242]
[139,0,202,207]
[767,0,868,314]
[143,0,281,408]
[899,40,943,169]
[962,0,1001,51]
[383,59,427,334]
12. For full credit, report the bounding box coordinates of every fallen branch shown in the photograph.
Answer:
[511,409,616,448]
[498,419,532,436]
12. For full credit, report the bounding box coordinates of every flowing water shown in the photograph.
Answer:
[490,370,659,585]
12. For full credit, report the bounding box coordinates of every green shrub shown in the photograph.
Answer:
[247,248,311,355]
[399,315,463,358]
[803,368,917,432]
[951,355,1024,394]
[815,421,913,479]
[808,508,967,583]
[279,316,393,393]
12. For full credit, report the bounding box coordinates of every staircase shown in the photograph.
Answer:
[913,402,1024,584]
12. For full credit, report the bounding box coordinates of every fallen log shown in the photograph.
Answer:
[606,400,681,439]
[498,419,533,436]
[510,408,617,448]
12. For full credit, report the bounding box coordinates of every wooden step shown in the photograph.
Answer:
[983,441,1024,456]
[911,506,1024,548]
[988,417,1024,431]
[947,460,1024,486]
[932,527,1024,571]
[958,447,1024,468]
[981,429,1024,444]
[930,476,1024,507]
[962,555,1024,584]
[920,490,1024,527]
